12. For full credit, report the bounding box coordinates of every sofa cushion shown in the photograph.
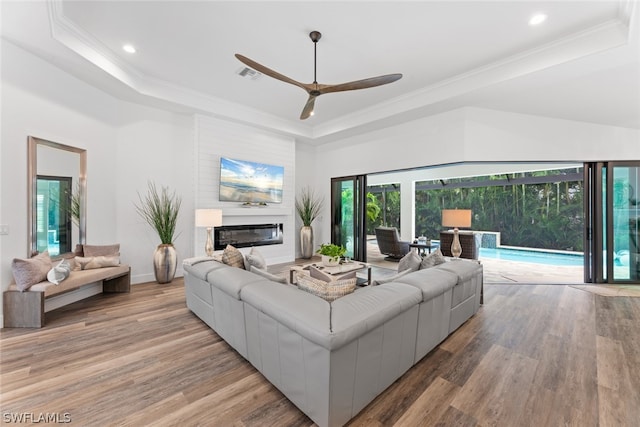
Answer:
[297,274,357,302]
[250,265,287,284]
[183,259,226,281]
[436,259,481,281]
[398,250,422,272]
[391,267,458,301]
[207,265,265,299]
[330,283,422,347]
[183,256,217,267]
[371,268,413,286]
[419,248,447,269]
[241,280,331,346]
[222,244,245,269]
[11,251,52,291]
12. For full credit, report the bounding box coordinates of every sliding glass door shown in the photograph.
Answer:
[331,175,367,261]
[584,162,640,283]
[610,164,639,281]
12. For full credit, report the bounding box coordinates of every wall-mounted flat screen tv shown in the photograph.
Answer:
[219,157,284,203]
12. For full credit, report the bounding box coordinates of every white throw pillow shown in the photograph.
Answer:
[47,259,72,285]
[419,248,447,269]
[398,250,422,272]
[245,247,267,270]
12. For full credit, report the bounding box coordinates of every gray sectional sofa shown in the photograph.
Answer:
[183,257,483,427]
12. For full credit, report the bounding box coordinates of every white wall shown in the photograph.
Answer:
[0,41,196,324]
[194,116,296,265]
[294,142,321,257]
[115,103,194,283]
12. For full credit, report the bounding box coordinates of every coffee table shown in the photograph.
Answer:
[290,261,372,286]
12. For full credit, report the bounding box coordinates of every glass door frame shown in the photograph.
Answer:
[330,175,367,261]
[584,161,640,283]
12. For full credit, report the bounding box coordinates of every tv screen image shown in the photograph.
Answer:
[219,157,284,203]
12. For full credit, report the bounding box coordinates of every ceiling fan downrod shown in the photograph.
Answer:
[310,31,321,88]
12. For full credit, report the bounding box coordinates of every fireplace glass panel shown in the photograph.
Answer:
[214,224,283,250]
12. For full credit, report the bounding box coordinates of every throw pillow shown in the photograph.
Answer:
[250,265,287,284]
[245,247,267,270]
[74,244,84,257]
[222,244,245,269]
[398,250,422,272]
[76,255,120,270]
[372,268,413,286]
[47,259,72,285]
[11,251,52,291]
[296,273,357,302]
[83,243,120,257]
[419,248,447,269]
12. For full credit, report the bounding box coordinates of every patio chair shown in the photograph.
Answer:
[439,231,481,259]
[375,227,410,261]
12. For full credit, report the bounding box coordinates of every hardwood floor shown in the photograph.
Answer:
[2,280,639,426]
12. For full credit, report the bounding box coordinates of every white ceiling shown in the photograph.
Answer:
[2,0,639,144]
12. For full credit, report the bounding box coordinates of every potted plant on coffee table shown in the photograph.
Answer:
[317,243,346,267]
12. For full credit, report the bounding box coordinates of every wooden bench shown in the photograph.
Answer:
[3,265,130,328]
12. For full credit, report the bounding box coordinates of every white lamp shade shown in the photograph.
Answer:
[195,209,223,227]
[441,209,472,228]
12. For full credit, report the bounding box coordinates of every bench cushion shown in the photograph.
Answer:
[9,265,130,297]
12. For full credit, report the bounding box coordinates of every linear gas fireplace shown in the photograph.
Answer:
[214,223,283,250]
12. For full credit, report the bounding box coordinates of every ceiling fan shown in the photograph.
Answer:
[235,31,402,120]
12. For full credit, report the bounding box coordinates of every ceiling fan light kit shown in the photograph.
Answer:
[235,31,402,120]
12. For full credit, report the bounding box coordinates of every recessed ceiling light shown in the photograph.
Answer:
[529,13,547,26]
[122,44,136,54]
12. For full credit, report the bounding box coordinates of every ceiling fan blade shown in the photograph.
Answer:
[319,73,402,94]
[300,95,317,120]
[235,54,307,91]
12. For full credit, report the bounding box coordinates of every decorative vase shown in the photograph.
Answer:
[322,255,340,267]
[154,243,177,284]
[300,226,314,259]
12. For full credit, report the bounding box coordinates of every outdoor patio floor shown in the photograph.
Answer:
[366,241,584,284]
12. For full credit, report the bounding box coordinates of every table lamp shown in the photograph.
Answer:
[195,209,223,256]
[441,209,472,258]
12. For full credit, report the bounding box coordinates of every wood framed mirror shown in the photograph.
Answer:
[28,136,87,257]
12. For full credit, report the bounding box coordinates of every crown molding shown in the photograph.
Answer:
[46,0,312,139]
[46,0,635,143]
[312,15,633,141]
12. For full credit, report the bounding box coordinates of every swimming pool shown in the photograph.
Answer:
[479,247,583,266]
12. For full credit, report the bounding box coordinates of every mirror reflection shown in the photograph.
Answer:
[28,137,86,257]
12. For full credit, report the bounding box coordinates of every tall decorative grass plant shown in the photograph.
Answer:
[135,182,182,283]
[295,187,324,258]
[135,182,181,244]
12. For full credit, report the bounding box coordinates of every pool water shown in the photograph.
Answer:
[479,247,583,266]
